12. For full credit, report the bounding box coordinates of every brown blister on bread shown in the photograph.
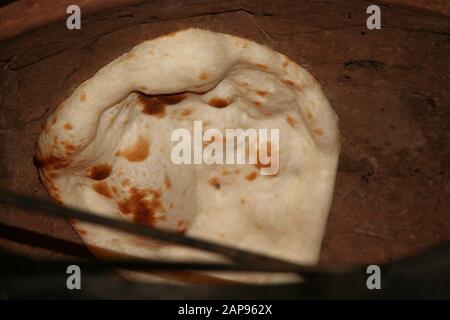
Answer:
[93,181,113,198]
[199,72,209,80]
[158,93,188,105]
[39,167,64,205]
[253,101,262,107]
[139,95,166,117]
[87,164,112,180]
[245,171,258,181]
[115,136,150,162]
[282,79,296,87]
[181,108,192,116]
[256,90,268,97]
[139,93,187,117]
[256,63,268,70]
[63,142,77,154]
[208,177,221,189]
[208,97,231,108]
[286,114,297,127]
[313,128,324,135]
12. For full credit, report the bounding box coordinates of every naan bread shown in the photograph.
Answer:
[35,28,340,284]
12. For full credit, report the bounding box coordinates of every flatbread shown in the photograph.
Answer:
[35,28,340,284]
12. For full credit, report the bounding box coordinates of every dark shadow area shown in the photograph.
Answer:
[0,223,93,259]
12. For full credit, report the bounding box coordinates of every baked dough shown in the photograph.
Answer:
[35,28,340,284]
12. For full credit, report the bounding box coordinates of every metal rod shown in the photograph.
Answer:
[0,188,311,271]
[0,253,317,273]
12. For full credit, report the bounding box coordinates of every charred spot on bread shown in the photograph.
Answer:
[87,164,112,180]
[33,154,70,170]
[139,93,187,116]
[139,95,166,117]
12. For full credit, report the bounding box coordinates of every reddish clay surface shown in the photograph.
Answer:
[0,1,449,268]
